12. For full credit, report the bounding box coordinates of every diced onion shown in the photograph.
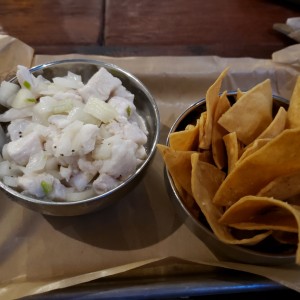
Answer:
[84,97,118,123]
[52,99,73,114]
[11,89,36,109]
[65,188,95,202]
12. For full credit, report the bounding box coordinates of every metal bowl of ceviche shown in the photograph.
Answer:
[0,59,160,216]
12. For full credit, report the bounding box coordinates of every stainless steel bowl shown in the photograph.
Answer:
[0,59,160,216]
[164,92,296,265]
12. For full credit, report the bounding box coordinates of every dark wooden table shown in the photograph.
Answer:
[1,1,300,299]
[1,0,300,58]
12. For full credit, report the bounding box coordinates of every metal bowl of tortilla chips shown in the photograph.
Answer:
[158,68,300,266]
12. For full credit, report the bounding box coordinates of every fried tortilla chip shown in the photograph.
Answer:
[157,145,195,196]
[238,138,271,163]
[223,132,241,174]
[272,231,298,245]
[191,154,271,245]
[199,68,229,150]
[236,88,244,100]
[219,196,300,234]
[157,145,212,197]
[156,144,169,158]
[218,79,273,145]
[287,75,300,129]
[257,170,300,201]
[212,91,230,169]
[172,175,200,219]
[255,106,287,140]
[199,111,207,146]
[213,128,300,206]
[169,120,199,151]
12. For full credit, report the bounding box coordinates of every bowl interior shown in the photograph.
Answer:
[165,92,296,265]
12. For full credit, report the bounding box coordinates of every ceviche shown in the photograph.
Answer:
[0,65,148,201]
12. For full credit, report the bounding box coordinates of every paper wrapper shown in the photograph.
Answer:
[273,17,300,43]
[1,35,300,299]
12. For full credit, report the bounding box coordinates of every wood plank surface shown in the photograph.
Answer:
[0,0,299,57]
[0,0,104,46]
[104,0,300,57]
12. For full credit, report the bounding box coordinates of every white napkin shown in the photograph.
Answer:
[272,44,300,66]
[273,17,300,43]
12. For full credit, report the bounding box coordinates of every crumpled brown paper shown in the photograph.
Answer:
[0,35,34,81]
[1,35,300,299]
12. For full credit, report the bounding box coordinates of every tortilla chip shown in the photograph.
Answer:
[218,79,273,145]
[158,146,195,196]
[199,68,229,149]
[213,128,300,206]
[169,120,199,151]
[157,145,212,197]
[191,154,271,245]
[286,195,300,206]
[156,144,170,158]
[171,175,200,219]
[219,196,300,234]
[255,106,287,140]
[257,170,300,201]
[212,91,230,169]
[198,111,207,146]
[287,75,300,129]
[236,88,244,100]
[223,132,241,174]
[238,138,271,163]
[272,231,298,245]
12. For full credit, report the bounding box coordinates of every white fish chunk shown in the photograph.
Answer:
[104,119,147,145]
[52,72,84,90]
[6,131,43,166]
[72,123,99,155]
[78,67,122,102]
[69,171,94,192]
[100,137,138,179]
[0,107,33,122]
[93,173,119,194]
[51,120,83,157]
[60,165,72,182]
[25,150,48,173]
[48,114,71,129]
[7,119,31,140]
[18,173,67,200]
[111,85,134,102]
[108,96,136,119]
[78,158,100,175]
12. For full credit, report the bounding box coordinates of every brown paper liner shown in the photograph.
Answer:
[1,34,300,299]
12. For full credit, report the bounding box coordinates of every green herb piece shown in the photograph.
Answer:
[23,80,31,89]
[41,181,53,195]
[126,106,131,117]
[26,98,37,103]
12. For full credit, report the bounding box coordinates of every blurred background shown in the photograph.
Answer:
[0,0,300,58]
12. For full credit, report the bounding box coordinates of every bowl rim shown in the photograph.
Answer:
[165,91,296,263]
[0,58,160,207]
